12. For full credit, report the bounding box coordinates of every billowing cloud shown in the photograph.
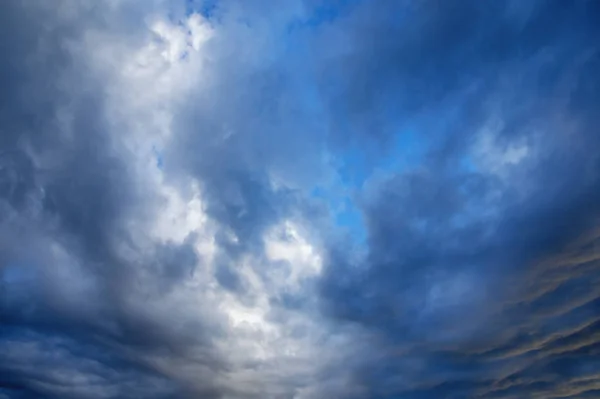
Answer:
[1,0,599,398]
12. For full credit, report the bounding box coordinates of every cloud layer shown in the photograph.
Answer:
[1,1,599,398]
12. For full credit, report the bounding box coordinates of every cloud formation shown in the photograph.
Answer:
[1,0,599,398]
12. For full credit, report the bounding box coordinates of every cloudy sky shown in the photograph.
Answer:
[1,1,600,398]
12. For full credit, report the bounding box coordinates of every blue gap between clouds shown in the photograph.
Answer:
[313,130,426,245]
[152,145,164,170]
[287,0,363,33]
[185,0,218,19]
[185,0,363,27]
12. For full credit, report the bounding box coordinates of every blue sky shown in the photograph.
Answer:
[1,1,600,398]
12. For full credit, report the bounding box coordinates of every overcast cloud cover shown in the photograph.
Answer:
[1,0,600,398]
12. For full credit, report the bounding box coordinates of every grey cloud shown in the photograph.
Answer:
[0,328,182,399]
[0,1,225,397]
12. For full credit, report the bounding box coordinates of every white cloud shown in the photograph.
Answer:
[472,119,530,179]
[56,10,346,397]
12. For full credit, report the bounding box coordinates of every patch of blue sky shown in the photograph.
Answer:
[310,183,366,245]
[459,154,477,173]
[185,0,218,19]
[312,128,428,247]
[377,129,426,175]
[152,145,164,170]
[338,129,427,188]
[335,198,365,237]
[286,0,362,33]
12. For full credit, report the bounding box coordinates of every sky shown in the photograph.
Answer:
[1,1,600,398]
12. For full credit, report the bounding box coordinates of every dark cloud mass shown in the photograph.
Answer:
[319,0,600,397]
[1,0,600,398]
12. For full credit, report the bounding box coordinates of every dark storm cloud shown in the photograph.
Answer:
[318,0,600,397]
[0,327,182,399]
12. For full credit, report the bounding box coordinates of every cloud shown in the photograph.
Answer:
[1,0,600,398]
[0,1,343,397]
[316,0,600,397]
